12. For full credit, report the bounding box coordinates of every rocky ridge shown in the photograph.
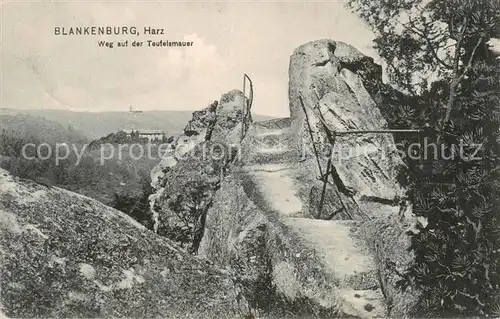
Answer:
[0,39,421,318]
[149,39,422,317]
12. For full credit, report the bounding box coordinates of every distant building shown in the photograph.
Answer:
[129,105,143,114]
[123,129,165,142]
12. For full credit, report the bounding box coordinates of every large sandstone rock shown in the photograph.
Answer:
[211,90,251,145]
[0,168,248,318]
[197,40,420,318]
[149,90,251,249]
[147,40,421,318]
[199,116,419,317]
[289,40,407,214]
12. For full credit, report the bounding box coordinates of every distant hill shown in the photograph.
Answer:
[0,122,160,222]
[0,109,273,223]
[0,114,88,145]
[0,109,273,140]
[0,109,193,140]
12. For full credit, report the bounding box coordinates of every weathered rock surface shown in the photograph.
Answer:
[199,169,387,318]
[361,216,421,318]
[289,40,407,213]
[200,40,419,317]
[150,90,249,190]
[149,39,421,318]
[211,90,251,145]
[199,115,417,317]
[199,118,418,317]
[149,90,251,249]
[0,168,248,318]
[151,141,232,252]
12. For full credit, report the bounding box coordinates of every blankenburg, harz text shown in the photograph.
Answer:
[54,26,166,36]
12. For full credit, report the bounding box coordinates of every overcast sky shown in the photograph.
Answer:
[2,1,377,117]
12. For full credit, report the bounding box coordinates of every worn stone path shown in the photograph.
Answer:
[238,118,386,318]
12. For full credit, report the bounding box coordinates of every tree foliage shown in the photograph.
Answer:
[349,0,500,126]
[112,178,154,228]
[348,0,500,316]
[0,131,157,229]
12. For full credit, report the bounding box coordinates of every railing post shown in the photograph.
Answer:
[297,94,323,177]
[241,75,246,141]
[241,73,254,142]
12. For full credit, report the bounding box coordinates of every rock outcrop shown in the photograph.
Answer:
[0,168,248,318]
[199,169,389,318]
[200,40,420,317]
[149,40,421,317]
[1,40,422,318]
[199,119,419,317]
[150,90,248,190]
[149,90,251,250]
[289,40,407,216]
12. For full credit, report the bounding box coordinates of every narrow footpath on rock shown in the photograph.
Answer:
[237,117,386,318]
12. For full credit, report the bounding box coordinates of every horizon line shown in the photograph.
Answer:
[0,107,279,117]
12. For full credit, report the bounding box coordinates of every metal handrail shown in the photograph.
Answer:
[241,74,254,141]
[337,129,422,134]
[297,93,341,217]
[297,95,324,177]
[295,91,422,219]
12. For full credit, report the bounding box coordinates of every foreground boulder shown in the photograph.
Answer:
[0,168,248,318]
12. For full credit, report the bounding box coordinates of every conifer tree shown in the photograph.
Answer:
[348,0,500,315]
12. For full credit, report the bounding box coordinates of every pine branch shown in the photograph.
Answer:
[443,35,484,125]
[405,17,452,70]
[459,35,484,82]
[453,17,468,75]
[423,34,454,70]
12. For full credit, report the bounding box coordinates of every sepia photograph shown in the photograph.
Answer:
[1,0,499,318]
